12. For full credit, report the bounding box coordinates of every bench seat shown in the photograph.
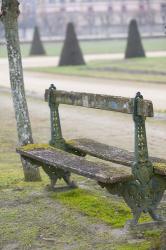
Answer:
[17,145,133,184]
[67,138,166,176]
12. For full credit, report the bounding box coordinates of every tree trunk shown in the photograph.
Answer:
[0,0,41,181]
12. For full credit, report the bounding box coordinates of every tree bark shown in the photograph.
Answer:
[0,0,41,181]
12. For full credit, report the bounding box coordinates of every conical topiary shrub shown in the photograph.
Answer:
[59,22,85,66]
[125,19,145,58]
[29,26,46,56]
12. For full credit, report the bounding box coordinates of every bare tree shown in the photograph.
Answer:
[0,0,41,181]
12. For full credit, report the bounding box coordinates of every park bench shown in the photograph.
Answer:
[17,84,166,226]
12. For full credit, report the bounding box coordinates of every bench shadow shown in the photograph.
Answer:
[45,185,77,193]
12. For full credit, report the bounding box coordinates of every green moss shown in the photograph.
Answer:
[143,229,161,238]
[51,189,151,228]
[66,139,76,146]
[117,241,151,250]
[143,229,165,249]
[153,162,166,171]
[18,143,55,151]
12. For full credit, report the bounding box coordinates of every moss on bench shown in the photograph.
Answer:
[153,163,166,176]
[16,88,166,226]
[17,146,133,184]
[19,143,54,151]
[67,138,166,176]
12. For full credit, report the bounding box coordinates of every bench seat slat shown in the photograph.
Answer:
[17,147,133,184]
[67,138,166,176]
[45,90,154,117]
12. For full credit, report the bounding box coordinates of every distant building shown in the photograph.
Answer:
[19,0,166,39]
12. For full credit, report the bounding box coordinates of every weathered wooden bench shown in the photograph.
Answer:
[17,84,166,226]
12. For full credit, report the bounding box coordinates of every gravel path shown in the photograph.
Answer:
[0,53,166,112]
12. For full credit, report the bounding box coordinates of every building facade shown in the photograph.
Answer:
[19,0,166,39]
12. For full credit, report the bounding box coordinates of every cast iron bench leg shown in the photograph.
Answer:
[149,209,164,221]
[63,174,77,188]
[42,164,77,189]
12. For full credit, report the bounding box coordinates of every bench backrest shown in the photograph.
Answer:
[45,88,154,117]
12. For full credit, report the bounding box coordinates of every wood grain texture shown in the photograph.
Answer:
[45,89,154,117]
[67,138,166,176]
[17,146,133,184]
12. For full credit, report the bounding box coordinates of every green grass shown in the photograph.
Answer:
[90,57,166,72]
[142,230,166,249]
[117,242,151,250]
[0,37,166,57]
[51,189,151,228]
[143,229,161,238]
[0,93,165,249]
[30,57,166,84]
[0,207,39,248]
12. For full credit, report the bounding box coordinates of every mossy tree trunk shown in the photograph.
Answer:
[0,0,41,181]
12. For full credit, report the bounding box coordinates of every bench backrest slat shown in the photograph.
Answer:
[45,89,154,117]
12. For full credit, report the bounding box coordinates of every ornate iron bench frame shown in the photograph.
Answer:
[17,84,166,226]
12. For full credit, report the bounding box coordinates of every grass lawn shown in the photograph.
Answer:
[29,57,166,84]
[0,92,166,249]
[0,37,166,57]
